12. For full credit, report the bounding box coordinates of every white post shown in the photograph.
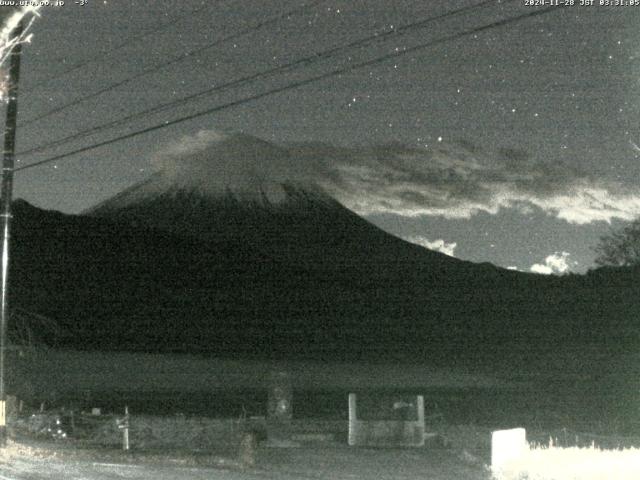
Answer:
[348,393,357,446]
[416,395,424,425]
[491,428,527,476]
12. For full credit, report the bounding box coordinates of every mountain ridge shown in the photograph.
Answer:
[7,197,639,360]
[6,131,639,359]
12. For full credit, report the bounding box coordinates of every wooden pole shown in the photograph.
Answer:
[122,406,130,451]
[0,20,23,447]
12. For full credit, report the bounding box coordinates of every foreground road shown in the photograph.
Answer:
[1,458,245,480]
[0,458,332,480]
[0,444,490,480]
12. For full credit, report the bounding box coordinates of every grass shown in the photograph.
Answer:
[9,420,638,479]
[494,440,640,480]
[0,439,60,463]
[7,347,640,479]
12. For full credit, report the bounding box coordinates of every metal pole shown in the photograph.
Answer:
[0,20,23,447]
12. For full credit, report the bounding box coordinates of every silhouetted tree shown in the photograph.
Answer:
[594,220,640,267]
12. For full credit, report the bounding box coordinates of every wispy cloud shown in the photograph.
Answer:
[151,131,640,225]
[405,236,457,256]
[530,252,576,275]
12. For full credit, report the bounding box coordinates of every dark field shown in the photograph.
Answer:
[47,383,638,438]
[10,347,640,437]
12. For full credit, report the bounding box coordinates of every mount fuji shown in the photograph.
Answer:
[7,133,640,359]
[85,133,462,271]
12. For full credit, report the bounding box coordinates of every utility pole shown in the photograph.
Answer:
[0,20,23,447]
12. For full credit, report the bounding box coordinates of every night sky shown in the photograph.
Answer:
[4,0,640,273]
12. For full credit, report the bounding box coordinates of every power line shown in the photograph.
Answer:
[16,4,561,171]
[18,0,506,158]
[15,5,564,174]
[19,0,327,127]
[23,2,214,93]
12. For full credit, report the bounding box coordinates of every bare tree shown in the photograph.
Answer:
[594,220,640,267]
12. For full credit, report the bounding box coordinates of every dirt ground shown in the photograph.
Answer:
[0,436,492,480]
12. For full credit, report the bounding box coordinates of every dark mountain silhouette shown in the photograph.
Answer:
[8,134,640,360]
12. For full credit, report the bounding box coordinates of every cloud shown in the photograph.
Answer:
[405,236,457,256]
[530,252,574,275]
[150,131,640,225]
[151,131,304,204]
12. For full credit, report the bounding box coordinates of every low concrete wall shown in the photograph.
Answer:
[348,393,425,447]
[20,413,259,450]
